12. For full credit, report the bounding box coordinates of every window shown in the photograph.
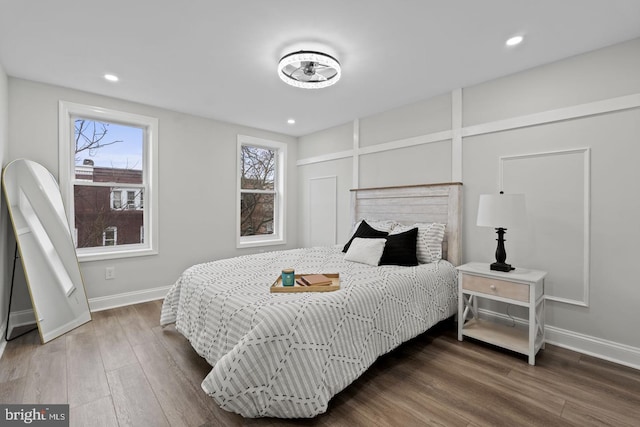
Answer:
[112,191,122,209]
[236,135,286,248]
[103,227,117,246]
[127,190,136,209]
[59,101,158,261]
[110,188,143,211]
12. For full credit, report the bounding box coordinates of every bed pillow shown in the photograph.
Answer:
[393,222,446,263]
[379,227,418,266]
[343,220,389,252]
[351,219,396,234]
[344,237,387,266]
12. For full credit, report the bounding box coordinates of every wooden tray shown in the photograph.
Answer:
[270,273,340,293]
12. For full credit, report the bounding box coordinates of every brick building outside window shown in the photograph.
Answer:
[74,159,143,248]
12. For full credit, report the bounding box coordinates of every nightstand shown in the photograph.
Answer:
[457,262,547,365]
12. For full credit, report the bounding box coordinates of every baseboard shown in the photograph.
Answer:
[478,308,640,370]
[3,309,38,345]
[88,285,171,312]
[0,320,7,361]
[544,325,640,371]
[0,286,170,359]
[9,308,36,327]
[2,286,171,317]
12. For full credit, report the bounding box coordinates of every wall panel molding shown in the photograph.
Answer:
[451,88,463,181]
[500,148,591,307]
[308,176,337,246]
[297,91,639,167]
[296,149,354,166]
[352,119,359,188]
[357,130,452,156]
[462,93,640,138]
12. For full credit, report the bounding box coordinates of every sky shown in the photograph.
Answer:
[74,120,143,170]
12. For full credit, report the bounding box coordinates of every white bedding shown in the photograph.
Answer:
[160,246,458,418]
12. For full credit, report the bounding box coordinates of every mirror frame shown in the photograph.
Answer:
[2,159,91,343]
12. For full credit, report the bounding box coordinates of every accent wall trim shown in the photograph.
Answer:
[462,92,640,137]
[296,149,354,166]
[357,130,452,156]
[451,88,463,181]
[352,119,360,188]
[296,91,640,167]
[499,148,591,307]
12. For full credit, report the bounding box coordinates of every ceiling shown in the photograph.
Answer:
[1,1,639,137]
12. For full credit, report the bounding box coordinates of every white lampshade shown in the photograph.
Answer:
[477,193,527,229]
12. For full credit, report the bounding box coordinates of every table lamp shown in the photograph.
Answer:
[477,192,527,272]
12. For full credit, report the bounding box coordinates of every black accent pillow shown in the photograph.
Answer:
[379,227,419,266]
[342,220,389,252]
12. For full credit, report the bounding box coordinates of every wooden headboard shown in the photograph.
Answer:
[350,182,463,266]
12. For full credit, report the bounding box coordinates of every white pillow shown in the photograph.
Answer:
[344,237,387,266]
[392,223,446,263]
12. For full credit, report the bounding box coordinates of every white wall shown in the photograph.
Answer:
[297,94,454,246]
[297,37,640,368]
[0,63,9,345]
[297,122,353,247]
[6,78,298,309]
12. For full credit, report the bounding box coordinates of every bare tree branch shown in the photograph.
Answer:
[74,119,122,162]
[240,145,276,236]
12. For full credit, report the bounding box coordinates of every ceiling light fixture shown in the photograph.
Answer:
[278,50,341,89]
[104,74,119,82]
[506,35,524,47]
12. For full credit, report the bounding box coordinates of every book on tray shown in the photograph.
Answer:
[300,274,332,286]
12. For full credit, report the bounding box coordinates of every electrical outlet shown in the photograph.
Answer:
[105,266,115,280]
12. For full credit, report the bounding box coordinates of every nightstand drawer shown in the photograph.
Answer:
[462,274,529,303]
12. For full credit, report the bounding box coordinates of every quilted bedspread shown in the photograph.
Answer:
[160,246,458,418]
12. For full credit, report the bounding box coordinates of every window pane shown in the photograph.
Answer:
[240,145,275,190]
[74,119,143,184]
[240,193,274,236]
[127,191,136,209]
[75,185,144,248]
[103,227,117,246]
[112,191,122,209]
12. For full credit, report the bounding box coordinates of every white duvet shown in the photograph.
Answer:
[160,246,458,418]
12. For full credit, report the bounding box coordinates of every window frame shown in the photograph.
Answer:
[236,135,287,248]
[59,101,159,261]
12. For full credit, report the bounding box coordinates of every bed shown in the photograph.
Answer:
[160,182,462,418]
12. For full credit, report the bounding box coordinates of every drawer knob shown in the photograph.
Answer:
[490,284,497,291]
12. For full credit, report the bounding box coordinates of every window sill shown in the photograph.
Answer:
[236,237,286,249]
[77,246,158,262]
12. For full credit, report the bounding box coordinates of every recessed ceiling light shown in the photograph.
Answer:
[104,74,119,82]
[287,119,296,125]
[506,36,524,47]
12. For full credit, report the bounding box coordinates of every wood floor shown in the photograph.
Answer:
[1,301,639,427]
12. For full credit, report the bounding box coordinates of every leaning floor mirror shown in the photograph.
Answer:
[2,159,91,343]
